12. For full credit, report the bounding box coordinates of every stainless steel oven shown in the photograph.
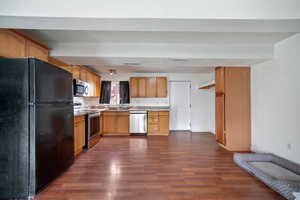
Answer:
[73,79,89,97]
[86,111,101,148]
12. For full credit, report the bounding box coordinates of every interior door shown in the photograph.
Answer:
[169,81,191,130]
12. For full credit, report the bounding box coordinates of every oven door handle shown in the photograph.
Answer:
[88,113,101,118]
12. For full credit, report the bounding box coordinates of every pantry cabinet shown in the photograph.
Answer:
[148,111,169,136]
[74,116,85,156]
[130,77,168,98]
[215,67,251,151]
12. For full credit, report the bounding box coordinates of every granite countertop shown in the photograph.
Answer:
[74,106,170,117]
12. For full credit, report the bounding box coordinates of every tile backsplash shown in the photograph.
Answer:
[130,98,169,106]
[73,97,100,108]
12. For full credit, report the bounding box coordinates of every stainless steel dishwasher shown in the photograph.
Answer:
[129,110,147,135]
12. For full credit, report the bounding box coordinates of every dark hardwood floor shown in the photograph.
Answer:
[35,132,284,200]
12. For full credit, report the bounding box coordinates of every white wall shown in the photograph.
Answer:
[101,72,213,132]
[251,33,300,164]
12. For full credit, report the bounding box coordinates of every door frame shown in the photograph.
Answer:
[169,80,192,131]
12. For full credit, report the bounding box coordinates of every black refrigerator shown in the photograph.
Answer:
[0,57,74,199]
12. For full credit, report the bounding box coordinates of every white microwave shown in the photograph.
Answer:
[73,79,89,97]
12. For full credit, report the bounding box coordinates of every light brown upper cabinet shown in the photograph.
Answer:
[0,29,49,61]
[72,65,81,80]
[72,65,101,97]
[0,29,26,58]
[130,77,168,98]
[138,78,147,97]
[25,40,49,62]
[146,77,157,97]
[156,77,168,97]
[48,57,72,73]
[130,77,139,97]
[215,67,251,151]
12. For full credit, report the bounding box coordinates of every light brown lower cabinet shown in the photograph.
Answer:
[148,111,169,136]
[74,116,85,156]
[102,111,129,135]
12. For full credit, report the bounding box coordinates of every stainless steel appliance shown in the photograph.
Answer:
[0,58,74,199]
[86,111,101,148]
[129,110,147,135]
[73,79,89,97]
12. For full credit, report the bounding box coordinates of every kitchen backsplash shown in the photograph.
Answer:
[130,98,169,106]
[74,97,100,107]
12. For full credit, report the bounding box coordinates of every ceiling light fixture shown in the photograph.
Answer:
[171,58,189,62]
[123,62,140,66]
[109,69,117,75]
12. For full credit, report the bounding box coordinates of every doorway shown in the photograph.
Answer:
[169,81,191,131]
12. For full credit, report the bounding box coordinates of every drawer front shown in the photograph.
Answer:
[74,115,85,123]
[148,116,159,124]
[148,124,160,132]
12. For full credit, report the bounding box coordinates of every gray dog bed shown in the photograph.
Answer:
[234,153,300,200]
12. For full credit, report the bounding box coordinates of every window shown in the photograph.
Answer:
[100,81,130,104]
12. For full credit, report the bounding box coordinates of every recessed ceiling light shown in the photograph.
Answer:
[123,62,140,66]
[171,58,189,62]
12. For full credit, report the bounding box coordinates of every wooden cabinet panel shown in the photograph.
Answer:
[79,67,87,82]
[102,112,117,134]
[130,77,139,97]
[138,78,147,97]
[215,67,250,151]
[130,77,168,98]
[102,112,129,135]
[0,29,26,58]
[72,65,81,80]
[156,77,168,97]
[146,77,157,97]
[87,72,95,96]
[116,112,129,134]
[159,114,169,136]
[215,94,225,145]
[26,40,48,62]
[94,75,101,97]
[74,116,85,156]
[148,111,169,136]
[48,57,72,72]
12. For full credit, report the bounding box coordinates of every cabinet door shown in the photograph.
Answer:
[0,29,26,58]
[138,78,147,97]
[159,112,169,136]
[86,71,95,97]
[146,77,157,97]
[102,112,117,134]
[116,112,129,134]
[80,67,87,82]
[72,65,80,80]
[156,77,167,97]
[26,40,49,62]
[48,57,72,72]
[215,67,225,94]
[215,94,225,145]
[94,75,101,97]
[130,77,139,97]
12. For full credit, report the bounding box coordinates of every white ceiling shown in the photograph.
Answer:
[2,1,300,74]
